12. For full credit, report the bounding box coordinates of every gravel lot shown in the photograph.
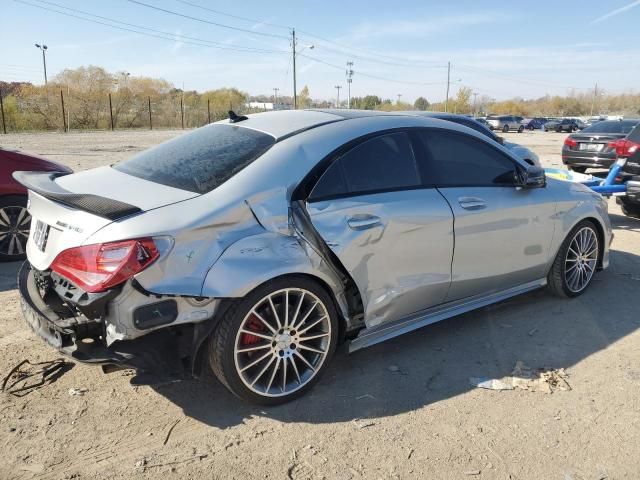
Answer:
[1,129,639,480]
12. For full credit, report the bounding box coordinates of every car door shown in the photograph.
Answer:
[417,129,555,301]
[304,131,454,327]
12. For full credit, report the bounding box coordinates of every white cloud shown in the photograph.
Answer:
[345,13,514,41]
[591,0,640,24]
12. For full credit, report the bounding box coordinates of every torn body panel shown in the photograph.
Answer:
[305,189,454,329]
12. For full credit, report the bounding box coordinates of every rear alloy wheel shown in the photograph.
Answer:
[0,195,31,262]
[502,125,509,133]
[209,277,338,405]
[547,220,600,297]
[518,125,524,133]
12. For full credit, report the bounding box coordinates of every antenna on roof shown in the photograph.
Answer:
[228,110,248,123]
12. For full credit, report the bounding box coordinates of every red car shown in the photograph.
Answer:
[1,147,72,261]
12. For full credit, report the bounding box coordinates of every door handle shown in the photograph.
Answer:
[458,197,487,210]
[347,215,382,230]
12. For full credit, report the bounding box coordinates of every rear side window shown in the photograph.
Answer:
[419,130,517,187]
[582,120,639,134]
[114,124,275,194]
[309,132,421,201]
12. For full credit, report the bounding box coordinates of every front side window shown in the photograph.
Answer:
[309,132,421,201]
[114,124,275,194]
[419,130,518,187]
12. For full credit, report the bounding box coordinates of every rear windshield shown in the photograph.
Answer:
[113,124,275,194]
[581,120,639,134]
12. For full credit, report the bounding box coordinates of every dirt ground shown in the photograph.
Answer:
[1,129,639,480]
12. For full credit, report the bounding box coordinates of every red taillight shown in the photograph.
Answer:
[564,137,577,148]
[607,139,640,157]
[51,238,159,293]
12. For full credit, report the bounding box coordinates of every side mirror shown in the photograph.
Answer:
[520,165,546,189]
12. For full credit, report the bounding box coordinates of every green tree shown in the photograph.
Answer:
[298,85,311,109]
[414,96,430,111]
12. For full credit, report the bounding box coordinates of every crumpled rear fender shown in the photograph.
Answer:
[201,231,350,319]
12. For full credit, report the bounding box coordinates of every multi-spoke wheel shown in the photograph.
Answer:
[0,196,31,262]
[548,220,600,297]
[209,276,338,405]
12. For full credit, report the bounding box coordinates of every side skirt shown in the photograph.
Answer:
[349,278,547,352]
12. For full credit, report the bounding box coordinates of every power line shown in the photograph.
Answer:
[127,0,290,40]
[15,0,287,54]
[146,0,448,69]
[297,53,446,87]
[455,64,592,90]
[174,0,291,30]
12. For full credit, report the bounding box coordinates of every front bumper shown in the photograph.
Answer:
[17,262,190,377]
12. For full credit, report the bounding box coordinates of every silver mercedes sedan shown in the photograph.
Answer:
[16,109,611,405]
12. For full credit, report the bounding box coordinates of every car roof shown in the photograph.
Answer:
[215,109,413,140]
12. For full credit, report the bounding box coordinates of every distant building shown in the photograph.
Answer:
[246,102,291,111]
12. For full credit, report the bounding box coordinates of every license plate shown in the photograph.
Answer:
[32,220,50,252]
[579,143,604,152]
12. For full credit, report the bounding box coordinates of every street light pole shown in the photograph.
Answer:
[445,61,450,112]
[590,82,598,117]
[273,87,279,110]
[397,93,402,104]
[34,43,48,85]
[335,85,342,108]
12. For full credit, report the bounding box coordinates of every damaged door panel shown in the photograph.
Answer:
[306,189,454,328]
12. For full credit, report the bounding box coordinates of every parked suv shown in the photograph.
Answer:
[545,118,579,132]
[486,115,525,133]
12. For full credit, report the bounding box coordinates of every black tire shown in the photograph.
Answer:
[0,195,30,262]
[208,275,339,405]
[619,198,640,219]
[556,126,562,133]
[502,124,509,133]
[547,220,600,298]
[568,166,587,174]
[518,125,524,133]
[544,128,549,132]
[528,125,535,131]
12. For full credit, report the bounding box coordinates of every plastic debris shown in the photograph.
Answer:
[68,387,88,396]
[470,361,571,393]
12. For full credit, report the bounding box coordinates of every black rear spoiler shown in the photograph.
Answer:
[12,171,142,221]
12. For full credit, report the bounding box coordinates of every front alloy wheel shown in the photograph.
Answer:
[0,196,31,262]
[547,220,600,297]
[209,277,338,404]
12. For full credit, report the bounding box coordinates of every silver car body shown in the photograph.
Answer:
[19,110,611,355]
[487,115,523,132]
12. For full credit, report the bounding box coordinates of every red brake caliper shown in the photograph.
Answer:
[241,314,266,346]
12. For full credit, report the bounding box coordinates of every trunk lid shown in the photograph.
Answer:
[17,166,198,270]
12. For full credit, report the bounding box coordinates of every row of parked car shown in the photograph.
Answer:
[478,115,607,133]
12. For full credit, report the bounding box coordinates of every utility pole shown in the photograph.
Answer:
[0,89,6,134]
[473,92,478,116]
[335,85,342,108]
[346,61,354,109]
[292,29,297,109]
[273,87,279,110]
[445,61,451,113]
[590,82,598,117]
[35,43,48,85]
[397,93,402,104]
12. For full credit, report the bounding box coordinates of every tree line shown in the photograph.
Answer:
[1,66,639,132]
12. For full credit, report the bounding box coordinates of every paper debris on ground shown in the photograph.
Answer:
[470,361,571,393]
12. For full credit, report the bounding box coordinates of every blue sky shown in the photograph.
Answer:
[2,0,639,103]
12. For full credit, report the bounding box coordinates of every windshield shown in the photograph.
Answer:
[114,124,275,194]
[581,120,639,134]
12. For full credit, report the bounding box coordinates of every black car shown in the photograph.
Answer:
[562,119,640,173]
[615,123,640,218]
[545,118,579,132]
